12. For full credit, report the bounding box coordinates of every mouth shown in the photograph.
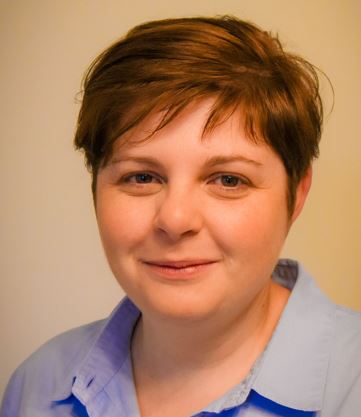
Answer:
[140,259,219,279]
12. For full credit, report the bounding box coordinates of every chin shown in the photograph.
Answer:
[128,284,224,323]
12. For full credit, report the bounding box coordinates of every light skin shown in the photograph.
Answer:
[95,99,312,417]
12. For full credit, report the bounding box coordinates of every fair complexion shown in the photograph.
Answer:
[95,100,311,417]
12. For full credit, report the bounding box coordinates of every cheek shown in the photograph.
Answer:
[206,191,289,257]
[96,193,155,252]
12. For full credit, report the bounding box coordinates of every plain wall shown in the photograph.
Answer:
[1,0,360,398]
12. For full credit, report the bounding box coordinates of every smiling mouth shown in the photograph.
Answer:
[141,260,218,279]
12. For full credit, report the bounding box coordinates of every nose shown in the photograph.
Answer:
[154,186,203,241]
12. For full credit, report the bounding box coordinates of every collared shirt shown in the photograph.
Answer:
[1,260,360,417]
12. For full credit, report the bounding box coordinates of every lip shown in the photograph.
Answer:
[141,259,219,280]
[143,259,217,267]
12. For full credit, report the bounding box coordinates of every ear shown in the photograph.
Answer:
[291,166,313,224]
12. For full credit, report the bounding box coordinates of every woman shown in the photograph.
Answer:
[1,16,360,417]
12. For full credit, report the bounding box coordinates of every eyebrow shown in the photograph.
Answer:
[110,156,161,167]
[203,155,263,167]
[110,154,263,167]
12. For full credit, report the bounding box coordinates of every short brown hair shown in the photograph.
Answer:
[74,16,324,213]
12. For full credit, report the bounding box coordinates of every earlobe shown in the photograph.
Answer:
[291,166,313,223]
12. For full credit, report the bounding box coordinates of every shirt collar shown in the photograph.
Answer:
[252,259,334,411]
[52,259,334,413]
[51,298,140,404]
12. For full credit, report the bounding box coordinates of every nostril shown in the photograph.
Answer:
[154,197,203,240]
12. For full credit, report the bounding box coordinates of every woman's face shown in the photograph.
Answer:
[96,100,309,322]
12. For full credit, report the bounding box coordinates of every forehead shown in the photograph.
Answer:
[111,99,271,161]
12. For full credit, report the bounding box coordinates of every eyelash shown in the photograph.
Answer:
[210,174,250,188]
[120,171,251,189]
[122,172,162,184]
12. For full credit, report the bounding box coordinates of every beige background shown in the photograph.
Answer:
[0,0,360,398]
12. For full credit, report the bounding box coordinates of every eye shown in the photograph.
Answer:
[213,174,250,188]
[124,172,159,184]
[208,173,251,198]
[118,171,163,195]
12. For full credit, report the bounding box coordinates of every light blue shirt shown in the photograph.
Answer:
[1,260,361,417]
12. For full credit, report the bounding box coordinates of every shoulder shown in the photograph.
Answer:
[322,304,361,416]
[334,304,361,339]
[331,304,361,368]
[27,318,105,368]
[16,318,105,380]
[331,305,361,371]
[1,319,105,416]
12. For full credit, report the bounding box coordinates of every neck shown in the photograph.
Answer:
[131,280,289,379]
